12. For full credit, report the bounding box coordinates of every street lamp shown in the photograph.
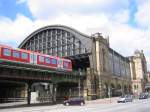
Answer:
[108,88,111,103]
[78,69,82,97]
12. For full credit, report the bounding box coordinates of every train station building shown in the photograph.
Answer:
[19,25,148,99]
[0,25,149,103]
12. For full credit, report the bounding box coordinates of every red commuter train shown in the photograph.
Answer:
[0,44,72,71]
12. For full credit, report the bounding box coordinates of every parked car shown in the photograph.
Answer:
[117,95,133,103]
[139,93,150,99]
[63,97,85,106]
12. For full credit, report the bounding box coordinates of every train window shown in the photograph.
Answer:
[30,54,34,63]
[39,56,44,62]
[33,54,37,63]
[45,57,50,64]
[64,61,68,68]
[3,48,11,56]
[21,52,28,59]
[12,50,20,58]
[59,59,62,65]
[51,58,57,64]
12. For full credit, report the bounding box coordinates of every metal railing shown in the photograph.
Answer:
[0,97,27,103]
[37,97,52,103]
[71,70,87,76]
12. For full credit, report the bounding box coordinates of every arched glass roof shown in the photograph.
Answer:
[19,25,92,57]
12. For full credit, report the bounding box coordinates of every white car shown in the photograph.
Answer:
[117,95,133,103]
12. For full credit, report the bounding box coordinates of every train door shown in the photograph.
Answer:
[33,54,37,64]
[30,53,37,65]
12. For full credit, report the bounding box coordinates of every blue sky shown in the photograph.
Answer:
[0,0,33,20]
[128,0,137,27]
[0,0,137,26]
[0,0,150,68]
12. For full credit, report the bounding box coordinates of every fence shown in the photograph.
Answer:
[0,97,27,103]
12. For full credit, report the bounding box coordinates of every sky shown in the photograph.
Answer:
[0,0,150,69]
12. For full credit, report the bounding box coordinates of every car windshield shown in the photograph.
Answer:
[140,93,146,96]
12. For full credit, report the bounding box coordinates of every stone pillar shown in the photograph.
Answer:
[86,68,92,100]
[52,83,57,103]
[20,83,27,98]
[27,82,32,105]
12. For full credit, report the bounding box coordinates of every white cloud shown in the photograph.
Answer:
[0,11,147,55]
[112,10,130,24]
[0,14,35,47]
[0,0,150,69]
[26,0,129,19]
[16,0,27,4]
[135,0,150,28]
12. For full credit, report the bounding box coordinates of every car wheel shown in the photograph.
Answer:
[80,102,84,106]
[65,103,69,106]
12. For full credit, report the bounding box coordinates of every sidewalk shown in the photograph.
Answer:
[86,97,119,104]
[0,102,27,109]
[0,97,119,109]
[0,102,57,109]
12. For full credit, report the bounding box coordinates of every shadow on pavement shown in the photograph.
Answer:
[0,102,61,109]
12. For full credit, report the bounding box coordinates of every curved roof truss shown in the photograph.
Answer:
[19,25,92,57]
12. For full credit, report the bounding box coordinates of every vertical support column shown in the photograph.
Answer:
[121,83,124,95]
[95,39,103,98]
[108,86,112,103]
[127,84,130,94]
[49,83,53,99]
[78,69,81,97]
[52,83,57,103]
[27,82,32,105]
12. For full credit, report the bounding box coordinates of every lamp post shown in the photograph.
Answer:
[108,87,111,103]
[78,69,82,97]
[69,88,72,98]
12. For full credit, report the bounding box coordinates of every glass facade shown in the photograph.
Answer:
[20,27,90,57]
[108,50,130,77]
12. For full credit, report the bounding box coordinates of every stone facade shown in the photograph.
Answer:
[145,72,150,91]
[86,33,132,99]
[147,72,150,82]
[128,50,148,95]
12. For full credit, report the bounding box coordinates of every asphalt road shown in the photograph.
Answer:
[1,99,150,112]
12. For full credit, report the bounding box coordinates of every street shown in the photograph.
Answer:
[0,98,150,112]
